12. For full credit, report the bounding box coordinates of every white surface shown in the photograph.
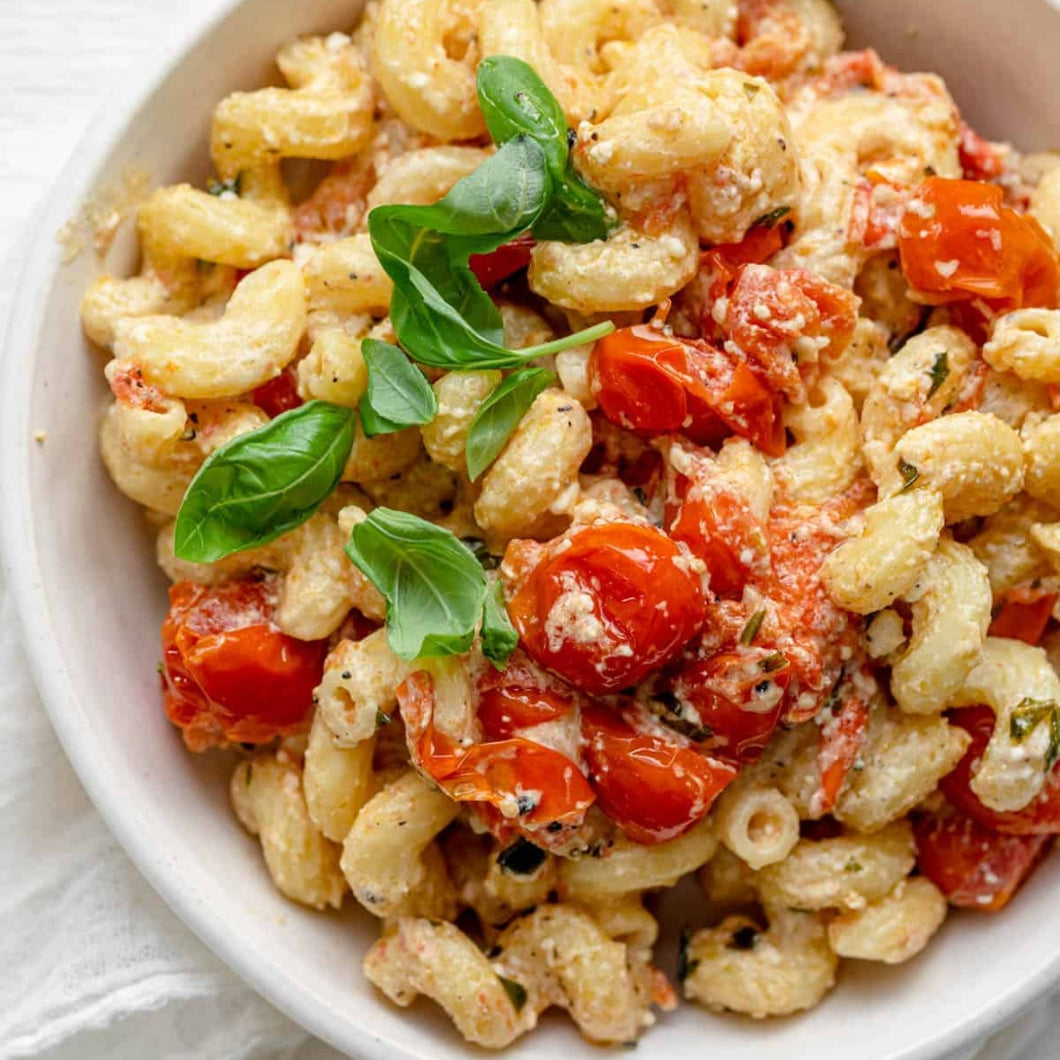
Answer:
[0,2,1057,1059]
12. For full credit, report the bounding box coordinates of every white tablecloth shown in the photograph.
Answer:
[0,2,1055,1057]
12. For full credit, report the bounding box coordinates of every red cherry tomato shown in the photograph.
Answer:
[914,801,1052,911]
[816,694,869,813]
[293,157,373,239]
[668,458,769,596]
[988,587,1057,645]
[941,707,1060,835]
[469,233,535,289]
[958,121,1006,182]
[898,177,1059,309]
[723,263,860,399]
[581,704,736,843]
[252,367,303,418]
[398,670,594,832]
[476,650,576,740]
[590,325,784,455]
[669,647,791,764]
[505,522,706,695]
[161,579,327,751]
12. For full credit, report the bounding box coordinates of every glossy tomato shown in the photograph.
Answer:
[469,233,535,289]
[816,694,869,813]
[898,177,1059,309]
[988,586,1057,645]
[589,324,784,455]
[669,647,791,764]
[581,704,736,843]
[161,579,327,751]
[252,366,303,418]
[942,707,1060,835]
[505,522,706,695]
[476,650,576,740]
[398,670,594,836]
[914,800,1052,911]
[957,121,1006,182]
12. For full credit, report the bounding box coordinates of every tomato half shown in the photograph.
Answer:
[581,704,737,844]
[505,522,706,695]
[914,801,1052,911]
[669,647,791,764]
[398,670,594,833]
[722,263,860,399]
[252,366,303,418]
[898,177,1059,309]
[161,579,326,751]
[476,650,576,740]
[589,324,784,455]
[469,233,536,289]
[941,707,1060,835]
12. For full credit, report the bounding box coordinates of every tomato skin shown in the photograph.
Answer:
[958,121,1006,182]
[161,579,326,751]
[476,650,576,740]
[468,233,535,289]
[988,587,1057,645]
[590,325,784,455]
[252,367,303,418]
[398,670,594,834]
[669,648,791,764]
[581,704,737,843]
[941,707,1060,835]
[722,263,860,399]
[816,695,869,813]
[914,801,1052,911]
[898,177,1059,309]
[505,522,706,695]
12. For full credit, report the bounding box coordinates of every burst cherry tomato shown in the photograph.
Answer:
[914,801,1052,911]
[469,233,535,289]
[581,704,736,843]
[161,579,327,751]
[476,650,576,740]
[398,670,594,835]
[670,648,791,764]
[898,177,1059,309]
[941,707,1060,835]
[816,695,869,813]
[958,121,1006,182]
[722,263,860,399]
[988,586,1057,645]
[590,325,784,455]
[505,522,706,695]
[252,367,303,418]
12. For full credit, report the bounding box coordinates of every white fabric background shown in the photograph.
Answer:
[0,2,1055,1057]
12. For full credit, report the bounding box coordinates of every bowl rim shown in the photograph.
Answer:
[3,3,1060,1058]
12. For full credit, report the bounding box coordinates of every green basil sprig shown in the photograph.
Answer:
[358,338,437,437]
[476,55,611,243]
[465,366,555,481]
[173,400,356,563]
[345,508,518,667]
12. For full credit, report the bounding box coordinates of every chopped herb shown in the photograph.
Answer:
[497,838,548,875]
[927,350,950,397]
[844,857,864,873]
[743,81,761,99]
[740,609,766,645]
[676,927,699,981]
[1010,697,1060,771]
[760,652,788,673]
[497,975,528,1012]
[751,205,792,229]
[375,709,392,729]
[897,458,920,492]
[207,175,241,197]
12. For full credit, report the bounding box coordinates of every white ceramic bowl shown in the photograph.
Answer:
[5,2,1060,1058]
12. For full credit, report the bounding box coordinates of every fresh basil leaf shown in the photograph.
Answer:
[358,338,437,437]
[466,367,555,481]
[344,508,486,660]
[477,55,610,242]
[481,578,519,669]
[174,400,355,563]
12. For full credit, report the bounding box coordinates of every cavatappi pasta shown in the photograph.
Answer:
[86,0,1060,1047]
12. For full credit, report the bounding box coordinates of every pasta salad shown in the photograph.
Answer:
[83,0,1060,1046]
